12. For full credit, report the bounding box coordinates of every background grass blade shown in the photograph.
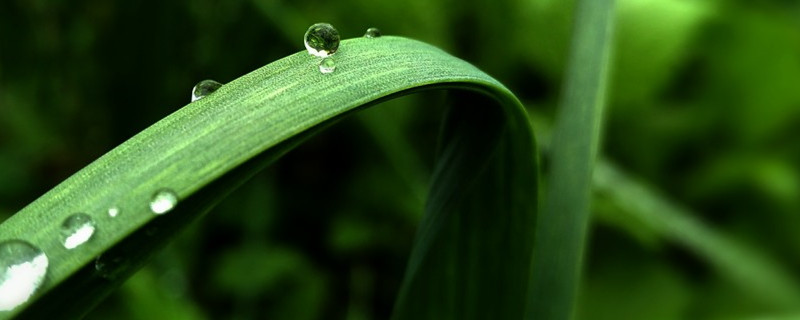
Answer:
[532,105,800,316]
[525,0,615,318]
[391,92,538,320]
[593,161,800,311]
[0,36,537,319]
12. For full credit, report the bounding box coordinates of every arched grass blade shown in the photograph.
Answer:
[0,36,538,319]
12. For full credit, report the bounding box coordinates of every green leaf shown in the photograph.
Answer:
[392,92,539,319]
[593,161,800,313]
[525,0,615,319]
[0,36,538,319]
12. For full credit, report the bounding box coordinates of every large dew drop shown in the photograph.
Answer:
[319,57,336,74]
[191,80,222,102]
[0,240,49,312]
[304,23,340,58]
[61,213,96,250]
[150,189,178,215]
[364,27,382,38]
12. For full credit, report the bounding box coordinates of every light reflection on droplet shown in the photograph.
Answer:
[191,80,222,102]
[150,189,178,215]
[61,213,96,250]
[319,57,336,74]
[364,27,382,38]
[0,240,49,312]
[304,23,340,58]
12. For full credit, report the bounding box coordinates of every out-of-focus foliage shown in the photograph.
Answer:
[1,0,799,319]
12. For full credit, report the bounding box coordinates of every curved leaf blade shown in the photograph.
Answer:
[0,36,538,319]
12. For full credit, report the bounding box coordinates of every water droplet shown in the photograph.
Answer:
[364,27,382,38]
[107,206,120,218]
[150,189,178,215]
[191,80,222,102]
[61,213,96,249]
[0,240,49,311]
[304,23,340,58]
[319,57,336,74]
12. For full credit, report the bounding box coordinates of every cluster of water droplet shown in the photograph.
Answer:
[304,23,341,74]
[303,24,382,74]
[0,187,181,313]
[0,24,387,314]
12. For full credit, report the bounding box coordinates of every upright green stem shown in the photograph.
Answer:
[525,0,615,318]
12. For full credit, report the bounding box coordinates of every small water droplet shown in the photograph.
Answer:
[0,240,49,311]
[364,27,382,38]
[61,213,96,249]
[107,206,120,218]
[150,189,178,215]
[319,57,336,74]
[304,23,340,58]
[191,80,222,102]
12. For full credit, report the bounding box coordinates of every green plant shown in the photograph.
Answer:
[0,35,540,319]
[4,0,800,319]
[526,0,614,318]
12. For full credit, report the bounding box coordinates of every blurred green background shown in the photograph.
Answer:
[2,0,800,319]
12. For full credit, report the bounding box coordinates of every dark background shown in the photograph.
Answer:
[1,0,799,319]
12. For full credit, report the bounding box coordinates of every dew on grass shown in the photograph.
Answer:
[0,240,49,311]
[191,80,222,102]
[150,189,178,215]
[61,213,96,250]
[364,27,382,38]
[304,23,340,58]
[107,206,120,218]
[319,57,336,74]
